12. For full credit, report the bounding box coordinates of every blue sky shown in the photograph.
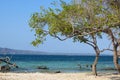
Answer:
[0,0,112,55]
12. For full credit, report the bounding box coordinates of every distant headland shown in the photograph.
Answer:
[0,47,47,55]
[0,47,112,56]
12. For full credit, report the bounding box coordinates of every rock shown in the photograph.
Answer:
[12,63,19,68]
[102,67,117,70]
[77,64,82,69]
[86,65,89,68]
[55,71,61,73]
[90,65,92,68]
[37,66,49,70]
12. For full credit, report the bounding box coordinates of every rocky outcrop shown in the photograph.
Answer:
[37,66,49,70]
[55,71,61,73]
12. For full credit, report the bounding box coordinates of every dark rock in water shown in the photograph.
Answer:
[37,66,49,70]
[55,71,61,73]
[102,67,117,70]
[12,63,19,68]
[77,64,92,69]
[77,64,82,69]
[90,65,92,68]
[14,65,19,68]
[0,65,11,72]
[86,65,89,68]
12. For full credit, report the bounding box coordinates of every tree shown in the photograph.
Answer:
[91,0,120,73]
[106,0,120,73]
[105,28,120,73]
[72,0,120,74]
[29,0,119,75]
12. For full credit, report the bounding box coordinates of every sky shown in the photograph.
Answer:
[0,0,112,55]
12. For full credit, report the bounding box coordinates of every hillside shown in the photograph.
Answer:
[0,47,47,55]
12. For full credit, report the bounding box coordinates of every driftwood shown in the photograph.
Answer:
[0,57,18,72]
[0,58,18,68]
[0,65,10,72]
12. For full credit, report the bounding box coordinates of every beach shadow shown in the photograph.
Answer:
[109,73,120,80]
[110,77,120,80]
[97,72,120,80]
[98,73,112,76]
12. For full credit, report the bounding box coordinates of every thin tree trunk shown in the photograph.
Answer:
[88,35,100,76]
[113,46,120,73]
[92,53,99,76]
[106,29,120,73]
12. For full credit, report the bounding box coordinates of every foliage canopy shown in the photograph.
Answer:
[29,0,120,46]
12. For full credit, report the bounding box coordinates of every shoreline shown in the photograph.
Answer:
[0,72,120,80]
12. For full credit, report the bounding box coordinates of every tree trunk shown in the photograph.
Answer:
[92,53,99,76]
[88,35,100,76]
[106,29,120,73]
[113,48,120,73]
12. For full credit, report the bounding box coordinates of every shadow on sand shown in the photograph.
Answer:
[98,72,120,80]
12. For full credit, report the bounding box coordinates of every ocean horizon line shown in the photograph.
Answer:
[0,53,113,56]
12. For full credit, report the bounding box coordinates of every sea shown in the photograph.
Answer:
[0,54,117,73]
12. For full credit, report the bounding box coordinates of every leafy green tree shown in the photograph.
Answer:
[89,0,120,74]
[29,0,120,75]
[71,0,120,73]
[101,0,120,73]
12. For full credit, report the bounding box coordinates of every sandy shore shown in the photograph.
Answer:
[0,72,120,80]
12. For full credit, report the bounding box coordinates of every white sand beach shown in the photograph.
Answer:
[0,72,120,80]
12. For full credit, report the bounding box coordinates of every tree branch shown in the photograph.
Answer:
[50,28,103,41]
[51,34,75,41]
[100,48,113,52]
[86,42,95,48]
[100,42,113,52]
[48,22,120,42]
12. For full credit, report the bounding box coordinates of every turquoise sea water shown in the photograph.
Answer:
[0,54,117,73]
